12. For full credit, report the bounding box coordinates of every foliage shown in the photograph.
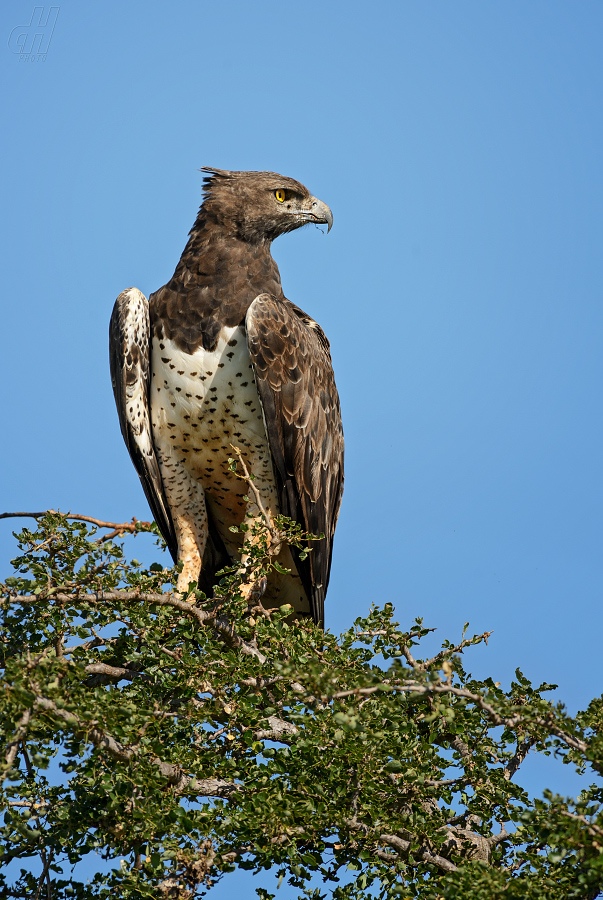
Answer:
[1,510,603,899]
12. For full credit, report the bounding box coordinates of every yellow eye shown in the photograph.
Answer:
[275,189,286,203]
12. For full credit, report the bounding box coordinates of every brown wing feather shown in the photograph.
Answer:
[246,293,344,625]
[109,288,178,561]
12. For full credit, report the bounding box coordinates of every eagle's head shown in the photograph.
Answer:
[199,167,333,244]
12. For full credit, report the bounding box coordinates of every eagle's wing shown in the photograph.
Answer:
[109,288,178,560]
[246,293,344,625]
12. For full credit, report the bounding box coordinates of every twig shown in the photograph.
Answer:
[353,629,390,637]
[35,848,53,900]
[424,775,469,788]
[0,509,152,535]
[558,811,603,839]
[229,446,273,531]
[420,631,494,672]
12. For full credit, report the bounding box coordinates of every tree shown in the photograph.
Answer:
[1,471,603,899]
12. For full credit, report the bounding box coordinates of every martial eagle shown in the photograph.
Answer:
[109,168,344,626]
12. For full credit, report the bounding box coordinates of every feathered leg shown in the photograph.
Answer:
[156,449,208,593]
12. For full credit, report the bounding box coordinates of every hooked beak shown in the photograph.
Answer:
[301,196,333,232]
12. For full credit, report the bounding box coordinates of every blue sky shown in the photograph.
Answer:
[2,0,603,893]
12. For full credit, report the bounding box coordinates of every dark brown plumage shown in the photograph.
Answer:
[110,168,344,625]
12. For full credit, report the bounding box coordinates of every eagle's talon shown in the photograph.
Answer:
[247,576,268,605]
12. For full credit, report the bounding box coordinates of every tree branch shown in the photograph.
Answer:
[0,510,153,542]
[2,589,266,663]
[333,680,590,766]
[83,663,153,685]
[4,708,31,769]
[379,832,458,874]
[504,736,537,781]
[254,716,299,743]
[32,693,237,797]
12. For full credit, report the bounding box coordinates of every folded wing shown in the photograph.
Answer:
[246,293,344,625]
[109,288,178,560]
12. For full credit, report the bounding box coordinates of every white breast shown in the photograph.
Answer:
[150,325,276,534]
[149,324,310,616]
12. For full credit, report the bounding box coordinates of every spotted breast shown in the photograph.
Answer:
[150,323,310,613]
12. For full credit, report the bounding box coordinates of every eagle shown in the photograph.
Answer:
[109,168,344,625]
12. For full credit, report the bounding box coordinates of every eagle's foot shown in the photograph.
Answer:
[247,576,267,605]
[239,575,268,606]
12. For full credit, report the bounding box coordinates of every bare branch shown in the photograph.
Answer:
[345,817,458,875]
[353,629,390,637]
[330,685,387,700]
[34,848,53,900]
[401,645,419,668]
[488,822,510,848]
[213,612,267,664]
[0,509,153,540]
[8,800,49,809]
[240,675,285,689]
[424,775,469,788]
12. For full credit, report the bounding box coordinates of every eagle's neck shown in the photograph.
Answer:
[175,212,282,291]
[150,211,285,355]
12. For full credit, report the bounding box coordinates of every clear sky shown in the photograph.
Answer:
[2,0,603,893]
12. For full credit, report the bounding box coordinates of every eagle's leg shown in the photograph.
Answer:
[156,450,209,594]
[173,508,208,594]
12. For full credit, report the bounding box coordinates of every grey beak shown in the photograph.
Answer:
[309,197,333,233]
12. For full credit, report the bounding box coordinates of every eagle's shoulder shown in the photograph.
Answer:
[287,300,332,355]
